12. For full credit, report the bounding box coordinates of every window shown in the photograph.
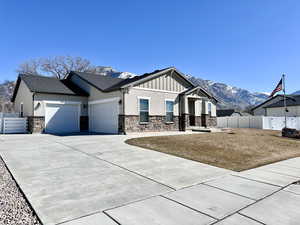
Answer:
[208,102,212,116]
[166,100,174,122]
[20,103,24,117]
[139,98,149,123]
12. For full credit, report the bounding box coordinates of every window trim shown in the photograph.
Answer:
[208,102,212,116]
[138,97,150,124]
[165,99,175,123]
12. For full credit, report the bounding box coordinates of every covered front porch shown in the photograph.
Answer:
[179,86,217,131]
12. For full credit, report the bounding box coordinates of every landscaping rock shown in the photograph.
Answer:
[282,127,300,139]
[0,157,41,225]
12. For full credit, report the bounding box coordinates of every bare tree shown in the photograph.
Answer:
[17,59,40,75]
[17,56,96,79]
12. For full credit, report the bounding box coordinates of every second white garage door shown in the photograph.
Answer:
[45,102,81,134]
[89,98,119,134]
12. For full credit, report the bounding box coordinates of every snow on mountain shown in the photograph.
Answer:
[92,66,136,79]
[0,66,270,112]
[186,75,269,109]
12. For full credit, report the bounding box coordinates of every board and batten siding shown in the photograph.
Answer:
[13,80,33,117]
[136,71,191,92]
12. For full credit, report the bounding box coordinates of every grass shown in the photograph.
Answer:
[125,129,300,171]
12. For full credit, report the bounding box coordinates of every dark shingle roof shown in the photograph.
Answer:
[217,109,236,117]
[217,109,252,117]
[71,71,125,92]
[70,67,179,92]
[264,95,300,108]
[11,74,88,102]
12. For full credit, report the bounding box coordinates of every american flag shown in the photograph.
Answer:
[269,78,283,98]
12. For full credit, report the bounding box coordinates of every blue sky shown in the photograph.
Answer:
[0,0,299,93]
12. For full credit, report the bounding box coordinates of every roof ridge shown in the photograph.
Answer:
[72,71,124,80]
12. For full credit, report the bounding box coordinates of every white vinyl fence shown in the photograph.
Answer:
[0,113,27,134]
[217,116,300,131]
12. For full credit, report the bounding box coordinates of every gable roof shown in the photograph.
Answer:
[180,86,218,102]
[68,67,196,92]
[11,74,88,102]
[69,71,125,92]
[251,94,296,111]
[216,109,251,117]
[217,109,236,117]
[120,67,195,89]
[264,95,300,108]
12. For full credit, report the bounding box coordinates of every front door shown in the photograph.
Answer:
[188,99,195,126]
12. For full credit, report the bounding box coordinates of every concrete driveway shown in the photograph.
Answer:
[0,132,228,225]
[1,132,300,225]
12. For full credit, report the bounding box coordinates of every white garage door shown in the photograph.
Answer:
[45,102,80,134]
[89,98,119,134]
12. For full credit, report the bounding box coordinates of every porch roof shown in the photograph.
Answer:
[180,86,218,102]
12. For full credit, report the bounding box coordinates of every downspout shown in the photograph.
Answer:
[31,92,35,133]
[121,88,126,135]
[32,92,35,117]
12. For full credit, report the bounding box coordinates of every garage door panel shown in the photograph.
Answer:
[89,100,118,134]
[45,103,80,134]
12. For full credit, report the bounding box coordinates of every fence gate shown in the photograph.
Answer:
[3,118,27,134]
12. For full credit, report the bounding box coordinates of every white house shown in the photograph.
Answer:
[11,67,218,134]
[264,95,300,117]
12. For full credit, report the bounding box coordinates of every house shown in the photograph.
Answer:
[11,67,218,134]
[251,95,297,116]
[263,95,300,117]
[217,109,252,117]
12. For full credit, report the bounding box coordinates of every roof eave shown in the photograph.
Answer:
[180,86,218,102]
[121,67,195,89]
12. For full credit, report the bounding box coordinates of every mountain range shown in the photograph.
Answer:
[0,67,299,111]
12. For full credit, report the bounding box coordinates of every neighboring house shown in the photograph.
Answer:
[11,67,218,134]
[263,95,300,117]
[251,95,297,116]
[217,109,251,117]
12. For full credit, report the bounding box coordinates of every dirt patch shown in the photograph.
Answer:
[126,129,300,171]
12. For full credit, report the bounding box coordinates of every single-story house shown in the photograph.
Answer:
[217,109,252,117]
[263,95,300,117]
[251,94,298,116]
[11,67,218,134]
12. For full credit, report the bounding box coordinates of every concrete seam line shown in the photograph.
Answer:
[0,156,44,225]
[230,174,283,187]
[53,140,176,191]
[103,211,122,225]
[237,213,266,225]
[202,183,257,201]
[160,195,219,221]
[282,189,300,196]
[256,168,300,179]
[210,182,290,225]
[55,210,106,225]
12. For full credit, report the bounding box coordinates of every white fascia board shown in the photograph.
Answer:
[88,97,120,105]
[44,101,82,105]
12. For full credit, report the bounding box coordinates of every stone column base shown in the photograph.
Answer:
[201,114,217,127]
[28,116,45,133]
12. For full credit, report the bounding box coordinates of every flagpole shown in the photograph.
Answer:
[283,74,287,128]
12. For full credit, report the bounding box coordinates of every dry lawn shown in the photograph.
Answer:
[126,129,300,171]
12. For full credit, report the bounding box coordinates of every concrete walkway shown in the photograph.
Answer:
[0,132,300,225]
